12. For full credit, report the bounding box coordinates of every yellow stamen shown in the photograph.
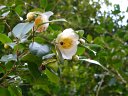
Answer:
[35,16,43,26]
[59,37,73,49]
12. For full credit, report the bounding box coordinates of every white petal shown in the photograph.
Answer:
[60,45,78,59]
[62,28,74,33]
[42,11,54,18]
[62,28,79,41]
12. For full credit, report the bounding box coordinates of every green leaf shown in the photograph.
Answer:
[0,87,10,96]
[21,53,42,65]
[47,61,58,72]
[45,69,59,84]
[28,62,41,80]
[0,24,5,33]
[43,18,67,24]
[34,37,46,44]
[76,47,85,55]
[80,44,96,55]
[2,11,10,17]
[94,25,105,33]
[81,58,100,65]
[0,54,17,63]
[42,53,55,60]
[80,58,108,71]
[29,42,50,57]
[52,18,67,22]
[33,84,50,94]
[40,0,48,9]
[14,43,25,52]
[22,54,42,80]
[0,33,12,44]
[75,30,84,38]
[6,43,17,49]
[55,45,64,64]
[87,34,92,43]
[12,22,34,39]
[8,85,22,96]
[84,44,102,48]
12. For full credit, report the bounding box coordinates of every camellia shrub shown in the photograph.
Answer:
[0,9,104,95]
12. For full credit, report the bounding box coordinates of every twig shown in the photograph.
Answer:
[96,74,105,96]
[5,21,12,33]
[113,69,127,84]
[0,65,17,82]
[32,28,35,42]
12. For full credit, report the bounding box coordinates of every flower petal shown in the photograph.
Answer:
[60,45,78,59]
[42,11,54,18]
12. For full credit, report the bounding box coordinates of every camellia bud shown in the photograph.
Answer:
[72,55,79,61]
[26,12,35,22]
[79,38,85,44]
[4,44,9,49]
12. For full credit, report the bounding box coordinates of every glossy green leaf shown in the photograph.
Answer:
[75,30,84,38]
[8,85,22,96]
[21,53,42,65]
[2,11,10,17]
[6,43,17,49]
[28,62,41,80]
[0,54,17,63]
[42,53,55,60]
[34,37,46,44]
[12,22,34,39]
[29,42,50,57]
[14,43,25,52]
[43,19,67,24]
[87,34,92,43]
[51,18,67,22]
[80,58,108,71]
[0,33,12,44]
[80,44,96,55]
[55,45,64,64]
[45,69,59,84]
[76,47,85,55]
[84,44,102,48]
[47,61,58,72]
[33,84,50,94]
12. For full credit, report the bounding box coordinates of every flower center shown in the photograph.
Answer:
[59,37,73,49]
[35,16,43,26]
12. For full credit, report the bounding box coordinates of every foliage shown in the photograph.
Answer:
[0,0,128,96]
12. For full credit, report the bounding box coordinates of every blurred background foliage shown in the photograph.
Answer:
[0,0,128,96]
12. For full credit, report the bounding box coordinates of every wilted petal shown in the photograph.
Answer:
[33,11,53,32]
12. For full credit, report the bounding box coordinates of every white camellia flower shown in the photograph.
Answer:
[34,11,53,32]
[56,28,79,59]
